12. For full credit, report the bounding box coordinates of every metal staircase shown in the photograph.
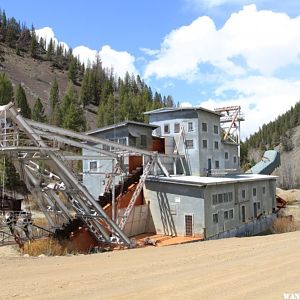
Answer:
[118,159,155,231]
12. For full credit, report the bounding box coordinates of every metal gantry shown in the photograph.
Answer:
[214,106,245,165]
[0,102,185,248]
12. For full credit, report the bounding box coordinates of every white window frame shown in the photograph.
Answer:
[214,125,219,134]
[89,161,97,171]
[202,122,207,132]
[185,139,194,149]
[164,123,170,134]
[174,123,180,133]
[188,121,194,132]
[214,141,219,150]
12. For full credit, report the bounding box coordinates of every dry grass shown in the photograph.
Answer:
[271,217,300,234]
[33,217,49,228]
[22,238,67,256]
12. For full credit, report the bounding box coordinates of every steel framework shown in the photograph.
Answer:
[0,102,185,248]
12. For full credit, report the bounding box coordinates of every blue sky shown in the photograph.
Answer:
[2,0,300,137]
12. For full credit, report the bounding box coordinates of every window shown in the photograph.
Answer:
[218,194,223,203]
[257,202,261,210]
[224,193,229,203]
[174,123,180,133]
[103,144,110,151]
[202,139,208,149]
[202,122,207,132]
[262,186,266,194]
[212,194,218,205]
[118,137,127,145]
[229,209,234,219]
[224,211,229,220]
[215,160,220,169]
[225,152,229,159]
[164,124,170,134]
[188,122,194,132]
[214,125,219,134]
[233,156,237,164]
[214,141,219,150]
[89,161,97,171]
[242,190,246,198]
[140,135,147,146]
[185,139,194,149]
[213,213,218,223]
[228,192,233,202]
[253,188,257,197]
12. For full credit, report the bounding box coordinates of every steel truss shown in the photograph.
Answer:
[0,102,185,248]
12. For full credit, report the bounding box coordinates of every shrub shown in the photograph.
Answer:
[271,217,300,234]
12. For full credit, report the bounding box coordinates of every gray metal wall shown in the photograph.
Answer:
[144,180,205,237]
[203,178,276,238]
[149,109,239,176]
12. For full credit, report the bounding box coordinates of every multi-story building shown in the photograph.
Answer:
[145,107,239,176]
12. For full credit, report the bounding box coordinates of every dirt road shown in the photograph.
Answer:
[1,231,300,300]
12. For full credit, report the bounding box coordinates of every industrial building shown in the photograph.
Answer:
[80,105,278,241]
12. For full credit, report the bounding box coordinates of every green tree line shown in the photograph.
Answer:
[245,101,300,151]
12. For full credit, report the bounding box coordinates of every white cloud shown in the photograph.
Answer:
[180,102,193,108]
[99,45,138,77]
[140,47,160,56]
[185,0,251,9]
[35,27,138,78]
[144,5,300,79]
[72,46,97,67]
[35,27,69,51]
[201,76,300,138]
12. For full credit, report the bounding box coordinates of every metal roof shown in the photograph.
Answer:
[146,174,277,187]
[144,107,220,116]
[85,121,158,135]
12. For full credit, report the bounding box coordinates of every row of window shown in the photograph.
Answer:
[163,122,219,134]
[202,122,219,134]
[241,186,266,199]
[212,209,234,223]
[212,192,234,205]
[164,122,194,134]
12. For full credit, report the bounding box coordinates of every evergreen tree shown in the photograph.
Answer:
[51,103,62,126]
[61,85,86,131]
[80,69,92,106]
[67,56,77,83]
[32,97,46,122]
[49,77,59,115]
[0,155,20,188]
[62,102,86,132]
[46,38,54,60]
[15,84,31,118]
[0,73,13,105]
[29,25,38,58]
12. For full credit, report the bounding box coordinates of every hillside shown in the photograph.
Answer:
[0,10,175,132]
[245,101,300,189]
[0,42,93,120]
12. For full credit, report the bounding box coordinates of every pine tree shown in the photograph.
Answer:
[61,86,86,131]
[67,56,77,83]
[51,103,62,126]
[15,84,31,118]
[49,77,59,115]
[62,102,86,132]
[32,97,46,122]
[0,73,13,105]
[29,25,38,58]
[47,38,54,60]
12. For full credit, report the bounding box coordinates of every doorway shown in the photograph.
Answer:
[185,215,193,236]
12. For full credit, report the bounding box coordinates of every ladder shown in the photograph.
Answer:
[173,126,191,174]
[118,159,154,231]
[104,163,122,194]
